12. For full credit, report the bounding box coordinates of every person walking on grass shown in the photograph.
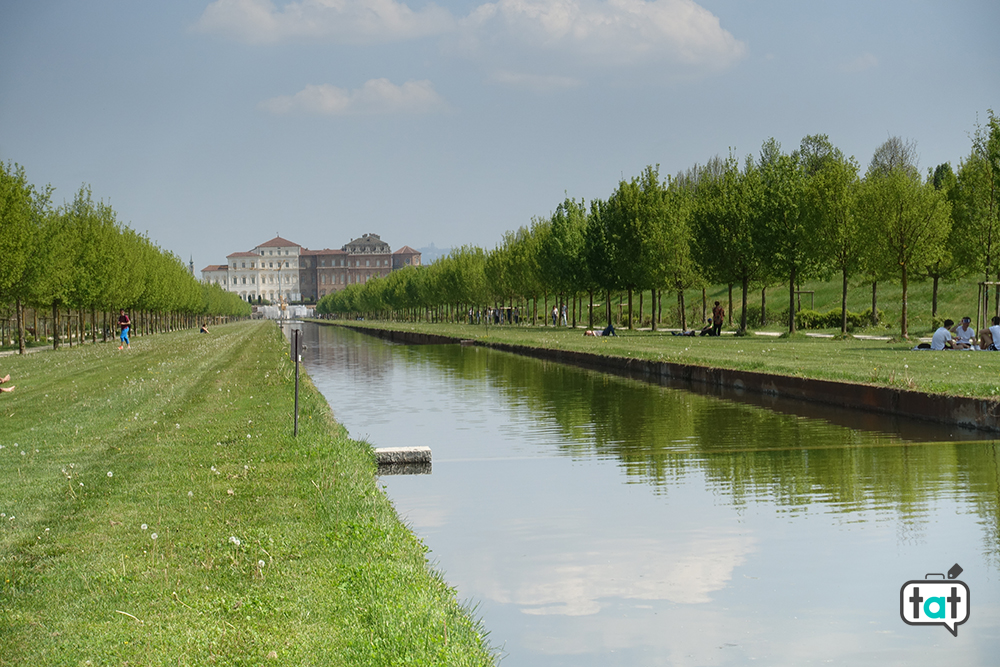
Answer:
[118,309,131,350]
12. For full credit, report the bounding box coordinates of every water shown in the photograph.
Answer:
[296,323,1000,666]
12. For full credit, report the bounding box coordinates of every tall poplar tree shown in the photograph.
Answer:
[858,138,952,338]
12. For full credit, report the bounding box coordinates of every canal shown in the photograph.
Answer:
[297,322,1000,666]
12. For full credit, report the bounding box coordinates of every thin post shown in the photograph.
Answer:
[293,328,300,437]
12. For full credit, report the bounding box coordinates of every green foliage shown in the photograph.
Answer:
[858,139,953,337]
[0,168,248,325]
[794,307,886,330]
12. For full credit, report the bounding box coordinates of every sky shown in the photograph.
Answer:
[1,0,998,273]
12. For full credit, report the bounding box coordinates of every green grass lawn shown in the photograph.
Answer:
[333,319,1000,400]
[0,322,494,666]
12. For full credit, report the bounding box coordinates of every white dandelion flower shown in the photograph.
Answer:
[141,524,148,530]
[151,533,157,540]
[107,471,113,477]
[258,560,266,568]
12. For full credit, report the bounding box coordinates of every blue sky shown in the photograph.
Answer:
[1,0,997,272]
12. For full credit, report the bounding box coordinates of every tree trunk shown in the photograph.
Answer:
[588,291,594,329]
[678,289,687,331]
[627,288,633,329]
[871,281,878,326]
[638,291,643,328]
[16,299,25,355]
[740,272,749,334]
[651,289,657,331]
[841,269,849,335]
[788,265,797,334]
[901,266,909,338]
[932,275,939,318]
[727,284,734,326]
[761,287,767,326]
[702,288,707,323]
[52,304,60,350]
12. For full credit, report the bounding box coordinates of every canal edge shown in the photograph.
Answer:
[325,322,1000,434]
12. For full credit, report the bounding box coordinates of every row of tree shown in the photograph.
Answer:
[0,162,251,353]
[326,113,999,338]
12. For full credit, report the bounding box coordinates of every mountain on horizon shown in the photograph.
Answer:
[417,243,451,265]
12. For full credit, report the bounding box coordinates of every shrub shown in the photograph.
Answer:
[794,307,886,330]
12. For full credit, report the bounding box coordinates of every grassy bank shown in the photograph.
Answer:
[328,319,1000,400]
[0,322,494,666]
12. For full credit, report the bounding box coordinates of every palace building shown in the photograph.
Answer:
[201,234,421,303]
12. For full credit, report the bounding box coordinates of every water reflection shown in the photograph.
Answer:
[298,323,1000,666]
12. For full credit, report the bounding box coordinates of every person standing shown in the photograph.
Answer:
[118,309,131,350]
[551,305,558,326]
[561,303,568,327]
[711,301,724,336]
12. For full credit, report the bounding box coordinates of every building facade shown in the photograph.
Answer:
[202,234,420,303]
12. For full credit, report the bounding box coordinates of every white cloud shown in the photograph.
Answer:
[196,0,746,72]
[194,0,455,44]
[490,70,584,90]
[260,78,449,115]
[459,0,747,70]
[476,532,755,616]
[840,52,878,73]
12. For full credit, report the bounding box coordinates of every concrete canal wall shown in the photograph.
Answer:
[333,323,1000,434]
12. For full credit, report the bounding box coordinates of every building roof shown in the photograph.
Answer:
[256,236,301,248]
[301,248,346,256]
[201,264,229,272]
[343,233,390,253]
[227,251,259,258]
[393,245,420,255]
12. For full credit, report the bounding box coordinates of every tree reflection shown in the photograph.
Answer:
[406,341,1000,561]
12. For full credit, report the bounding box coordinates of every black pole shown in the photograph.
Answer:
[293,328,300,437]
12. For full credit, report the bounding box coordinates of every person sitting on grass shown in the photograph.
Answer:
[0,374,14,393]
[931,319,956,350]
[982,316,1000,351]
[952,317,975,349]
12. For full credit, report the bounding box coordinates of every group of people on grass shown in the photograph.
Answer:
[928,316,1000,350]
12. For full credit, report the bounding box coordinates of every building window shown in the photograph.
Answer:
[241,262,246,268]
